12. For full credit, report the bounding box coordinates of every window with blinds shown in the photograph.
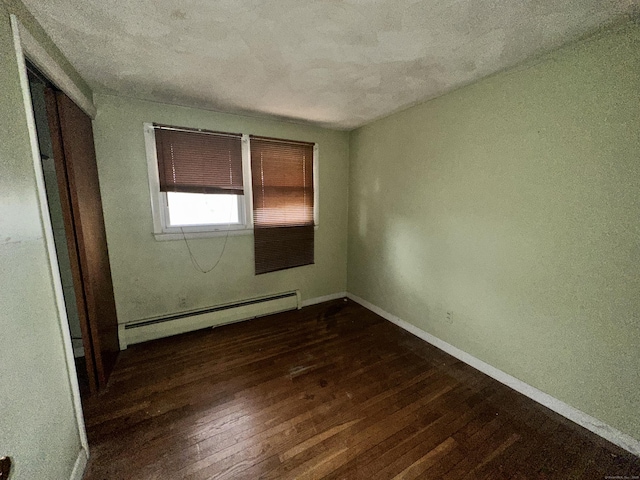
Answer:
[154,124,243,195]
[250,136,315,274]
[146,124,249,233]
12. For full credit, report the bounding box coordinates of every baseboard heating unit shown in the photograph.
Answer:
[118,290,300,349]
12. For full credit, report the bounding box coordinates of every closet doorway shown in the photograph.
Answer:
[27,63,119,395]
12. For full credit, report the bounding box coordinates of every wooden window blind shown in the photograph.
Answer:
[154,124,243,195]
[250,136,315,274]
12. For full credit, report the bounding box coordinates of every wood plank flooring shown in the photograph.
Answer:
[82,299,640,479]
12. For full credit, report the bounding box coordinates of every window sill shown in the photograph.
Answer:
[153,224,319,242]
[154,228,253,241]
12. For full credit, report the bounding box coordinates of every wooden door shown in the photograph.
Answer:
[44,88,98,393]
[45,88,119,391]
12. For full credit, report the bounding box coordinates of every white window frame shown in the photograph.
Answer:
[144,123,254,241]
[144,123,319,241]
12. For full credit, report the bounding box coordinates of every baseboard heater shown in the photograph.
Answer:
[118,290,300,349]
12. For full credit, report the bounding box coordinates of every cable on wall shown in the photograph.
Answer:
[180,201,234,274]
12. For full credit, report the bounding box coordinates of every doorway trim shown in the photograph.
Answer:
[11,15,96,119]
[10,13,91,468]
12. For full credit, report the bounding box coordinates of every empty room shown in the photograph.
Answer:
[1,0,639,478]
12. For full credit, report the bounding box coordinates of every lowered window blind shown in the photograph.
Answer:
[250,136,315,275]
[154,124,243,195]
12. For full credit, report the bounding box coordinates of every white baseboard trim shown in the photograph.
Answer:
[70,447,88,480]
[300,292,347,308]
[346,292,640,458]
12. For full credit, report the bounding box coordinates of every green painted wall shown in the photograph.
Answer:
[0,4,83,479]
[347,22,640,440]
[92,94,349,324]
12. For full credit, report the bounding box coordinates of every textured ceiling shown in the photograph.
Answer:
[23,0,636,129]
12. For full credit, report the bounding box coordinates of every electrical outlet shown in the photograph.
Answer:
[446,311,453,323]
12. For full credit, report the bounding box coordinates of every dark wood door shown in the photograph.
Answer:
[44,88,98,393]
[45,89,119,391]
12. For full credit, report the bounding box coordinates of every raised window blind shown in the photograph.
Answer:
[250,136,315,275]
[154,124,243,194]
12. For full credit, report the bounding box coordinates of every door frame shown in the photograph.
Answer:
[11,13,93,469]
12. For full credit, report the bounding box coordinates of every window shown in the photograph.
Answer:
[165,192,240,226]
[250,136,316,274]
[145,125,319,273]
[145,123,253,239]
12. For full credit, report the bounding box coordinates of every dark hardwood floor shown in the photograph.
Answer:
[81,299,640,479]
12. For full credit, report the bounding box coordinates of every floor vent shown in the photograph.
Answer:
[119,291,300,349]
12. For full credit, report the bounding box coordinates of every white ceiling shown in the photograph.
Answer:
[23,0,635,130]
